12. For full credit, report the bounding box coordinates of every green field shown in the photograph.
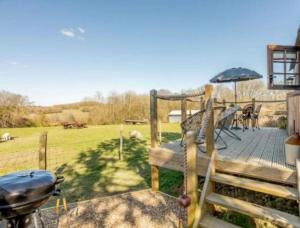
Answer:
[1,125,288,227]
[0,124,183,204]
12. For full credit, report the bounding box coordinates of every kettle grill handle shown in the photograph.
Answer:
[55,175,64,185]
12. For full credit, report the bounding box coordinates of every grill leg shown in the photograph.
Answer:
[7,215,32,228]
[0,219,8,228]
[33,213,39,228]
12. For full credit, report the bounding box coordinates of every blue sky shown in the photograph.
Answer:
[0,0,299,105]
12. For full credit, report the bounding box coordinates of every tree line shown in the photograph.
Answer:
[0,80,287,128]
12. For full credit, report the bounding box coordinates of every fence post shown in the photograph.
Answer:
[186,131,198,228]
[39,132,48,170]
[222,99,226,107]
[119,124,123,160]
[150,89,159,191]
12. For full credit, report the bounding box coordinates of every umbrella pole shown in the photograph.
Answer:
[234,81,237,105]
[233,81,240,129]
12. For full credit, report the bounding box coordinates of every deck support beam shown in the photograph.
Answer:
[193,97,216,227]
[150,89,159,191]
[186,131,198,227]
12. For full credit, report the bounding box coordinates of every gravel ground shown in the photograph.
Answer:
[39,189,181,228]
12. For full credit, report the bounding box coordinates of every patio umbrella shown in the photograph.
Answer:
[210,67,263,128]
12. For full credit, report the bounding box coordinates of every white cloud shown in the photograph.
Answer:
[78,27,85,34]
[5,61,30,68]
[7,61,18,65]
[60,28,75,38]
[60,27,86,41]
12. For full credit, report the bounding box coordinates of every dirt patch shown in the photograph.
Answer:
[39,189,181,228]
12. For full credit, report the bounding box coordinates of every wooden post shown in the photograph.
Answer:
[39,132,48,170]
[222,99,226,107]
[252,98,256,129]
[119,124,123,160]
[200,97,204,111]
[150,90,159,191]
[186,131,198,228]
[267,45,273,89]
[150,90,158,148]
[204,84,214,102]
[252,98,256,111]
[181,98,187,137]
[193,150,217,228]
[206,101,215,156]
[205,99,216,215]
[193,99,216,228]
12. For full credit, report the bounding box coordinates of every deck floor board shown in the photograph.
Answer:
[160,127,293,171]
[247,128,272,165]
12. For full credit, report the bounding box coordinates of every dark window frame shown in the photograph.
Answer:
[267,45,300,90]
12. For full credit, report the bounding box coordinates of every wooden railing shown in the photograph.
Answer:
[214,98,286,107]
[149,85,214,227]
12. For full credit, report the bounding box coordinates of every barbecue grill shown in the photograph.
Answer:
[0,170,64,228]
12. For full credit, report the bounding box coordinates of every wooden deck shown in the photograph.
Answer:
[149,128,297,185]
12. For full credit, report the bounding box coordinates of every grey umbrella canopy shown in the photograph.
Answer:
[210,67,263,129]
[210,67,263,83]
[210,67,263,103]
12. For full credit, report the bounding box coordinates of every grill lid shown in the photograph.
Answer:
[0,170,57,209]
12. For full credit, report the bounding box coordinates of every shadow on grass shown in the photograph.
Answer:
[54,138,149,203]
[161,132,181,143]
[53,133,183,204]
[44,135,183,227]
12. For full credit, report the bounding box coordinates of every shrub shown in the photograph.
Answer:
[277,116,287,129]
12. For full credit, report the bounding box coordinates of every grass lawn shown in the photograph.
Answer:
[0,124,285,227]
[0,124,183,205]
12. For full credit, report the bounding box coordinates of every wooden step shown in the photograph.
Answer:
[206,193,300,228]
[212,173,298,201]
[199,214,239,228]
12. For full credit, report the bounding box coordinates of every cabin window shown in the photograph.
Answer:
[268,45,300,90]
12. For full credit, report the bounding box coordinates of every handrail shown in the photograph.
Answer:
[256,100,286,103]
[156,91,205,101]
[186,98,203,103]
[214,99,286,104]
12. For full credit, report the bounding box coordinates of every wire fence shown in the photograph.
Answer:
[0,132,109,176]
[0,150,39,175]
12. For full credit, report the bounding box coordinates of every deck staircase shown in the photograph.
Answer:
[194,152,300,228]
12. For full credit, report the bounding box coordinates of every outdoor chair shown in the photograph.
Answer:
[251,104,262,130]
[180,110,204,146]
[215,105,241,149]
[239,104,254,131]
[180,103,241,152]
[180,99,214,150]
